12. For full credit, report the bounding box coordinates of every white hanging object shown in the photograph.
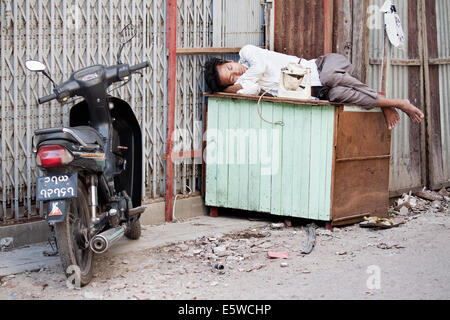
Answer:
[380,0,405,48]
[278,63,312,100]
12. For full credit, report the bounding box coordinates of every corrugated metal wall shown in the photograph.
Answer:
[368,0,450,193]
[0,0,265,224]
[174,0,265,195]
[435,0,450,187]
[368,0,425,195]
[0,0,168,223]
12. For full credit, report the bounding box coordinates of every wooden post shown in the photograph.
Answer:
[165,0,177,222]
[324,0,334,54]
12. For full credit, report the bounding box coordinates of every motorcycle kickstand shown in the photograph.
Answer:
[43,224,59,257]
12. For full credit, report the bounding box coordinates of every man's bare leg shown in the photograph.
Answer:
[382,107,401,131]
[377,97,424,129]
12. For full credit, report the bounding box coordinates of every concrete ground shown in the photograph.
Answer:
[0,196,449,300]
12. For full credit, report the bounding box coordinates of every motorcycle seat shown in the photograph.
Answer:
[35,126,105,149]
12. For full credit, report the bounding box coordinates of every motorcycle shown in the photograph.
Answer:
[26,24,148,287]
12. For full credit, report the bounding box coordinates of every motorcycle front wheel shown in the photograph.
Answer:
[55,179,93,287]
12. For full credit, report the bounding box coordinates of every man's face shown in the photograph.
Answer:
[217,61,248,87]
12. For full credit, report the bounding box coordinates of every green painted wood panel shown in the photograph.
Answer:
[205,97,335,221]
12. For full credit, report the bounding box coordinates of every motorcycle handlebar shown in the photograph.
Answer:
[129,61,149,73]
[37,62,149,104]
[38,93,57,104]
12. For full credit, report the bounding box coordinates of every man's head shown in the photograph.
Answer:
[204,58,247,93]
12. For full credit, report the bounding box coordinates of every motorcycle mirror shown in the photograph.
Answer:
[119,23,137,44]
[25,60,57,89]
[25,60,47,72]
[117,24,137,64]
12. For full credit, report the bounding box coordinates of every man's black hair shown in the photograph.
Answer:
[203,57,228,93]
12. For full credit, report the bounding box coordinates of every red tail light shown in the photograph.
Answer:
[37,145,74,167]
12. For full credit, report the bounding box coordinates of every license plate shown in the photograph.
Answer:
[36,173,78,201]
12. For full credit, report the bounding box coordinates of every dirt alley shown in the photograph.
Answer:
[1,192,449,300]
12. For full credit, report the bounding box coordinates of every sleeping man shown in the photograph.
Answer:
[203,45,424,130]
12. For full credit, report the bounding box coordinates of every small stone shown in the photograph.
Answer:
[122,259,129,265]
[0,237,13,250]
[177,244,189,252]
[431,201,442,210]
[210,281,218,286]
[213,246,228,257]
[280,262,289,268]
[271,223,285,230]
[399,206,409,216]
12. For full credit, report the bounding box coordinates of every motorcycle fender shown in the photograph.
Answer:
[45,200,70,223]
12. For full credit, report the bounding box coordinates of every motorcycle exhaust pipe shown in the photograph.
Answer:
[90,225,126,254]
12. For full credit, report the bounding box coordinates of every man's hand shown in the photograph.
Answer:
[224,84,243,94]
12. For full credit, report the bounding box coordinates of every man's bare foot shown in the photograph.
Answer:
[382,107,400,130]
[397,100,425,124]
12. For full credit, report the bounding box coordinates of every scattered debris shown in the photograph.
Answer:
[212,263,224,270]
[280,262,289,268]
[416,190,444,202]
[267,251,289,259]
[399,206,409,216]
[246,264,265,272]
[300,224,316,254]
[0,237,14,251]
[33,282,49,290]
[270,223,285,230]
[284,220,292,227]
[438,188,450,197]
[377,243,405,250]
[431,201,442,211]
[360,217,405,229]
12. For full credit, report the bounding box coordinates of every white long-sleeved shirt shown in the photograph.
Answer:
[235,45,322,96]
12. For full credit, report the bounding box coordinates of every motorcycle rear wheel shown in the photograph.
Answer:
[55,179,93,287]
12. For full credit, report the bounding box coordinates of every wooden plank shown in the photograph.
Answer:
[308,107,323,219]
[298,106,313,218]
[320,106,335,221]
[270,103,283,215]
[259,101,273,213]
[274,0,325,59]
[280,104,295,216]
[333,0,352,60]
[248,98,262,211]
[369,58,422,66]
[226,99,240,209]
[335,112,391,160]
[176,47,241,55]
[407,0,425,191]
[205,99,219,206]
[329,106,342,222]
[216,99,229,207]
[324,0,334,54]
[203,92,339,107]
[332,159,390,224]
[238,100,251,210]
[424,0,444,189]
[291,105,310,217]
[332,111,390,224]
[351,0,370,83]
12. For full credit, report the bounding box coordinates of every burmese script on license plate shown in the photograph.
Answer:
[36,173,78,201]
